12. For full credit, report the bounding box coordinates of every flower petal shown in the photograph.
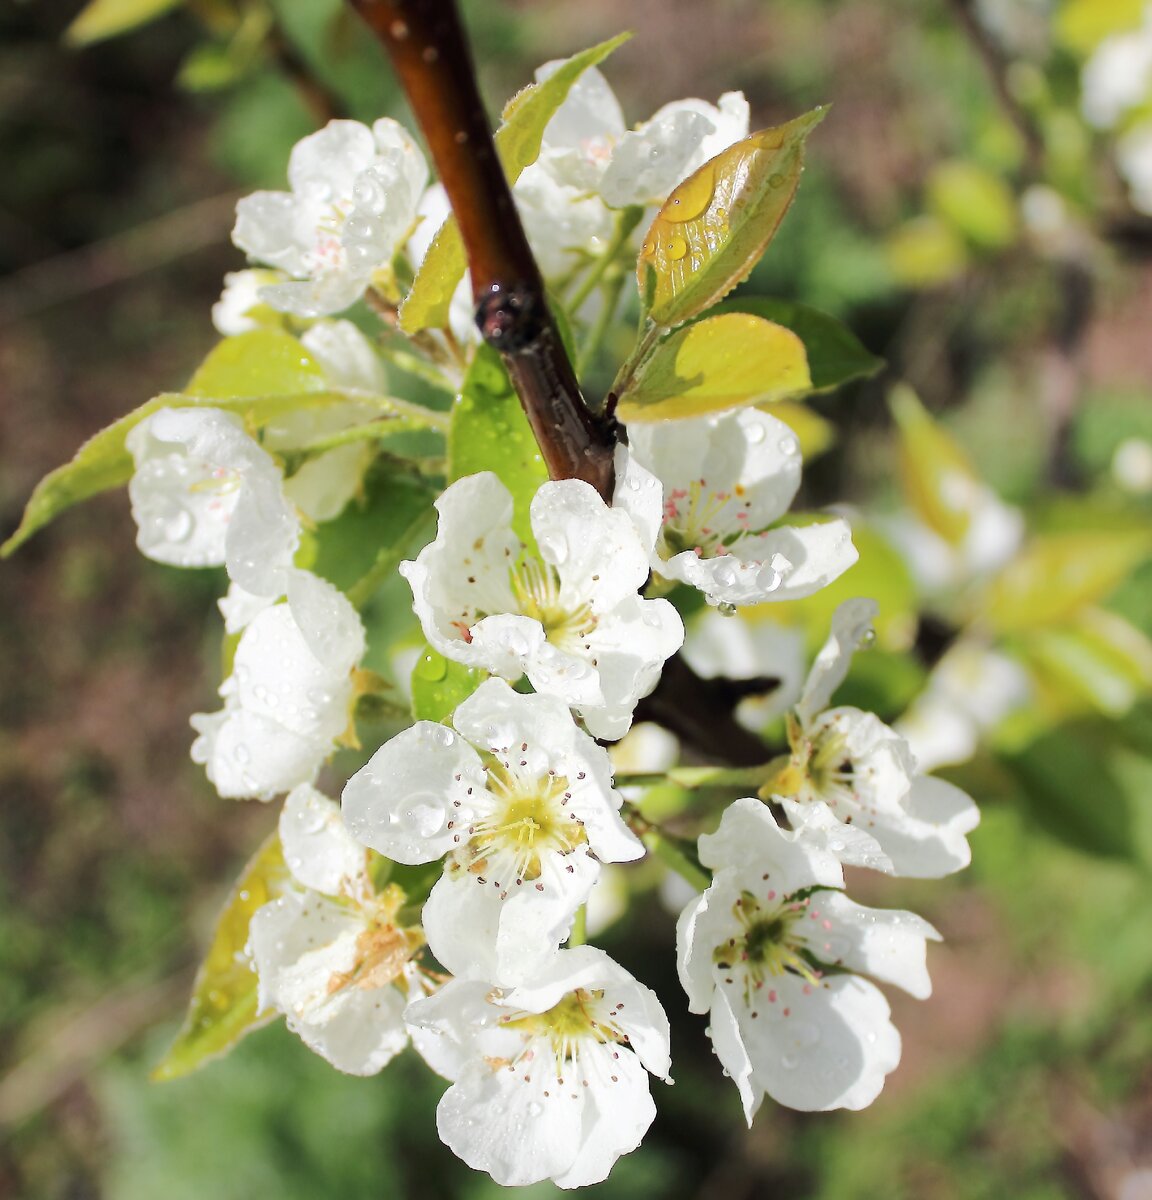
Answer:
[279,783,370,897]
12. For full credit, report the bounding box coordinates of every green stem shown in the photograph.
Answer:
[610,317,664,401]
[577,267,627,380]
[375,344,458,395]
[567,206,644,314]
[340,389,452,433]
[568,904,588,948]
[346,506,438,609]
[642,829,710,893]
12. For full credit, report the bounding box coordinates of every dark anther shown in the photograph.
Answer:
[475,281,545,354]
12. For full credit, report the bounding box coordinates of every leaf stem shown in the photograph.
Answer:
[568,205,644,315]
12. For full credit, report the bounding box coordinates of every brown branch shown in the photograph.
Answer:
[346,0,616,499]
[946,0,1045,179]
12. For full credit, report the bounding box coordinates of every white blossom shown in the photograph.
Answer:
[405,945,671,1189]
[126,406,299,597]
[211,268,287,336]
[770,599,980,877]
[266,320,386,522]
[677,797,939,1117]
[247,783,430,1074]
[191,570,365,801]
[233,118,427,318]
[342,678,642,984]
[1081,17,1152,129]
[616,412,857,608]
[896,640,1031,771]
[400,472,684,740]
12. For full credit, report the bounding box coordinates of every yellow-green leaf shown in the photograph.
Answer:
[927,160,1018,251]
[984,530,1152,633]
[1056,0,1143,53]
[185,328,328,399]
[885,216,968,288]
[65,0,181,45]
[713,297,882,392]
[637,108,827,329]
[399,34,630,335]
[152,832,291,1081]
[890,385,983,545]
[449,343,547,547]
[2,331,341,557]
[617,313,810,422]
[410,645,485,723]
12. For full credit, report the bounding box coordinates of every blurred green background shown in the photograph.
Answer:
[3,0,1152,1197]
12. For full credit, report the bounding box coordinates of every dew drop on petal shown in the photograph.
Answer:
[717,601,737,617]
[392,792,445,839]
[746,422,767,445]
[777,436,799,457]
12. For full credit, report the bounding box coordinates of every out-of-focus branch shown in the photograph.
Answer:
[946,0,1045,178]
[346,0,616,500]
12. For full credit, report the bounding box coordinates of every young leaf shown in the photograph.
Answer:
[399,33,630,334]
[889,385,982,545]
[449,344,547,547]
[2,331,349,557]
[64,0,181,45]
[617,313,810,422]
[410,646,485,723]
[152,831,291,1081]
[637,108,827,329]
[984,530,1152,634]
[712,298,882,392]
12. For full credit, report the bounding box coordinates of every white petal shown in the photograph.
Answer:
[284,443,373,523]
[259,273,369,319]
[867,774,980,879]
[294,981,410,1076]
[279,783,370,896]
[218,582,277,634]
[230,601,353,743]
[796,597,880,723]
[232,192,308,275]
[675,885,721,1014]
[212,269,285,335]
[287,120,378,198]
[804,891,939,999]
[422,852,599,985]
[437,1056,584,1187]
[600,106,715,207]
[708,978,763,1124]
[342,721,485,864]
[190,705,322,801]
[611,443,664,555]
[403,976,498,1081]
[723,971,901,1111]
[779,797,893,873]
[285,569,365,677]
[697,797,844,892]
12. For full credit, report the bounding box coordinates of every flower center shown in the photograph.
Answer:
[456,759,586,888]
[326,884,424,995]
[499,987,630,1078]
[782,714,858,810]
[713,890,821,999]
[660,477,753,558]
[510,557,595,652]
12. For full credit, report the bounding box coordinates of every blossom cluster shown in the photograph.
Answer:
[109,54,981,1191]
[1080,7,1152,215]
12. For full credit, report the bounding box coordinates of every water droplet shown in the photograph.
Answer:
[778,436,799,457]
[393,793,445,839]
[746,421,767,445]
[717,601,738,617]
[714,563,738,588]
[163,508,193,543]
[769,172,786,188]
[233,744,251,765]
[664,236,688,260]
[416,652,447,682]
[667,169,714,222]
[527,1101,543,1117]
[860,628,877,649]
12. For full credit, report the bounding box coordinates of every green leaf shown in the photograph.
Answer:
[984,530,1152,634]
[926,160,1018,252]
[1000,723,1137,861]
[449,344,547,547]
[185,328,329,399]
[399,34,630,334]
[152,832,291,1081]
[64,0,181,45]
[1056,0,1143,53]
[297,461,436,600]
[885,216,968,288]
[713,297,881,392]
[889,385,983,545]
[2,331,344,557]
[637,108,827,329]
[618,313,810,422]
[1013,608,1152,717]
[410,646,485,723]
